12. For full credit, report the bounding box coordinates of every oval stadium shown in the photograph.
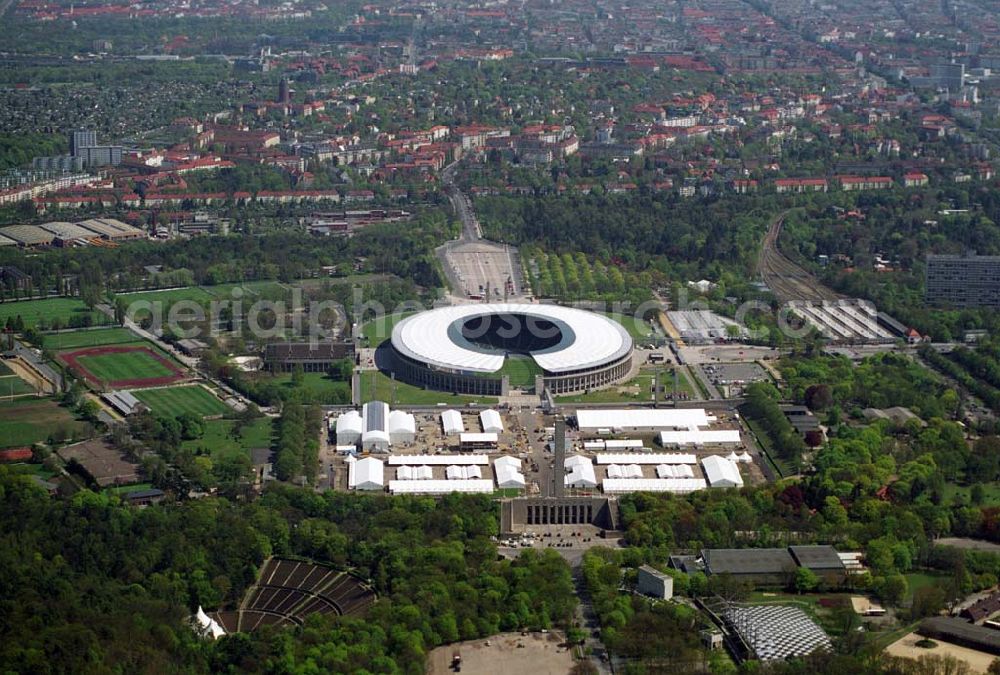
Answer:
[388,303,634,395]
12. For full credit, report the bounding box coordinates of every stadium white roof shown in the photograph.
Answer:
[391,303,632,374]
[603,478,707,494]
[440,409,465,435]
[350,457,384,490]
[576,408,716,431]
[595,453,696,465]
[389,455,489,465]
[479,410,504,433]
[388,479,494,494]
[701,455,744,488]
[658,430,742,446]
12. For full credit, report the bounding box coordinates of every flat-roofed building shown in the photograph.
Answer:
[38,221,99,246]
[926,254,1000,308]
[789,545,847,585]
[637,565,674,599]
[76,218,145,241]
[0,224,54,247]
[264,341,355,373]
[702,548,797,586]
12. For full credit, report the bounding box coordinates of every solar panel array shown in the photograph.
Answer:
[725,605,831,661]
[211,558,375,633]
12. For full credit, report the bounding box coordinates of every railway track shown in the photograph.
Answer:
[757,216,843,303]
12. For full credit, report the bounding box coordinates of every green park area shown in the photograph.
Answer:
[0,397,88,448]
[266,371,351,404]
[358,369,495,406]
[0,297,108,330]
[40,327,141,350]
[180,418,274,461]
[556,367,694,404]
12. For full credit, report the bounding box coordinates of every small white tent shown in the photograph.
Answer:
[701,455,744,488]
[479,409,504,434]
[351,456,384,491]
[441,409,465,435]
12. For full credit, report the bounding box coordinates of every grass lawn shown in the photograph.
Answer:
[745,417,795,477]
[107,482,154,495]
[0,397,88,448]
[904,572,949,603]
[180,418,274,461]
[118,287,215,305]
[495,356,541,389]
[359,369,496,406]
[362,311,416,346]
[76,350,177,383]
[266,371,351,404]
[557,368,694,404]
[0,374,36,396]
[0,297,107,329]
[133,385,230,418]
[943,482,1000,506]
[7,463,59,480]
[40,327,140,350]
[202,281,286,298]
[0,361,12,376]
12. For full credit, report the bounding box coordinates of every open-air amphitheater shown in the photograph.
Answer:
[211,557,376,633]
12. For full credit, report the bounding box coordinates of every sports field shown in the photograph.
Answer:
[132,385,230,418]
[41,328,140,350]
[0,297,107,330]
[0,397,87,448]
[61,345,186,388]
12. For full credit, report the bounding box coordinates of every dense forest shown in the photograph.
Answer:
[0,211,454,301]
[0,473,577,674]
[476,193,774,287]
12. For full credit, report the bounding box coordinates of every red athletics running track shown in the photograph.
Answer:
[59,345,187,388]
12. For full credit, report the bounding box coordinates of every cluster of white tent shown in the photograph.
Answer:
[396,465,434,480]
[725,451,753,463]
[446,465,483,480]
[606,464,644,479]
[334,401,416,452]
[493,456,526,489]
[656,464,696,479]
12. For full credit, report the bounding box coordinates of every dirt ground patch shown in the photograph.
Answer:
[427,632,575,675]
[885,631,996,673]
